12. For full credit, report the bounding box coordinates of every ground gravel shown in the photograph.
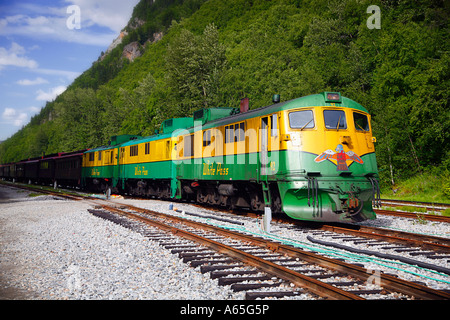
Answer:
[0,185,241,300]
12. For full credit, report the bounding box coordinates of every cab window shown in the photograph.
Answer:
[324,110,346,130]
[184,134,194,157]
[289,110,314,129]
[353,112,370,131]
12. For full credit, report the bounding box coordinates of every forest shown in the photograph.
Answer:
[0,0,448,191]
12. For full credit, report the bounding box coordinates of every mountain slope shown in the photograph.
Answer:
[0,0,448,189]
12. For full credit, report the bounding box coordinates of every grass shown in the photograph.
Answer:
[27,192,44,197]
[442,209,450,217]
[393,205,427,213]
[380,170,450,204]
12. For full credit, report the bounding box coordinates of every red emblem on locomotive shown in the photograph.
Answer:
[314,144,363,171]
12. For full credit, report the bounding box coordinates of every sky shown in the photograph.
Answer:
[0,0,140,141]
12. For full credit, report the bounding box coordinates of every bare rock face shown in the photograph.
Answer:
[122,42,141,62]
[152,31,163,42]
[100,31,127,61]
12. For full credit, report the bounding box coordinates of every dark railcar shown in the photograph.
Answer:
[8,163,16,179]
[15,162,25,181]
[0,164,5,178]
[54,151,85,187]
[38,155,57,183]
[24,159,40,181]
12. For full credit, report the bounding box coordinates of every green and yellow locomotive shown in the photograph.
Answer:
[174,92,379,223]
[2,92,379,223]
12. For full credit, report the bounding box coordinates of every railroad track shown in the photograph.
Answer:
[190,201,450,248]
[375,208,450,223]
[3,182,450,299]
[377,199,450,223]
[0,180,89,201]
[86,200,449,300]
[380,199,450,212]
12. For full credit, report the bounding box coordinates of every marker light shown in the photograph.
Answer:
[325,92,341,103]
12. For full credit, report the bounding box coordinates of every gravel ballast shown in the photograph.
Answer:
[0,185,241,300]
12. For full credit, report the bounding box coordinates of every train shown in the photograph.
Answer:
[0,92,380,223]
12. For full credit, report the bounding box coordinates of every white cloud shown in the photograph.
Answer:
[28,106,41,113]
[66,0,140,33]
[36,85,67,102]
[16,77,49,86]
[0,42,38,70]
[0,1,140,47]
[33,68,81,81]
[0,14,115,47]
[1,107,28,127]
[2,108,16,119]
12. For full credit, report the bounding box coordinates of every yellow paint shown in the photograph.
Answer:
[202,160,229,176]
[134,165,148,176]
[176,112,281,161]
[83,148,117,168]
[83,106,375,169]
[175,107,374,164]
[120,137,175,165]
[281,107,375,165]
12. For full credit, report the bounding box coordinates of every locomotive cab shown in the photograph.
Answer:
[276,92,379,223]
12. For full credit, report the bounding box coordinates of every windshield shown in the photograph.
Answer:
[289,110,314,129]
[324,110,347,130]
[353,112,370,131]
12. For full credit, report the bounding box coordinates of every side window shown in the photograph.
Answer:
[353,112,370,131]
[225,125,233,143]
[184,134,194,157]
[324,110,347,130]
[237,122,245,142]
[225,122,245,143]
[271,114,278,136]
[289,110,314,129]
[203,130,211,147]
[130,145,138,157]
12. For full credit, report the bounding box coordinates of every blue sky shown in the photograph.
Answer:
[0,0,140,141]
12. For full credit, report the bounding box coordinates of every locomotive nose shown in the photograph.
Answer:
[279,178,376,223]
